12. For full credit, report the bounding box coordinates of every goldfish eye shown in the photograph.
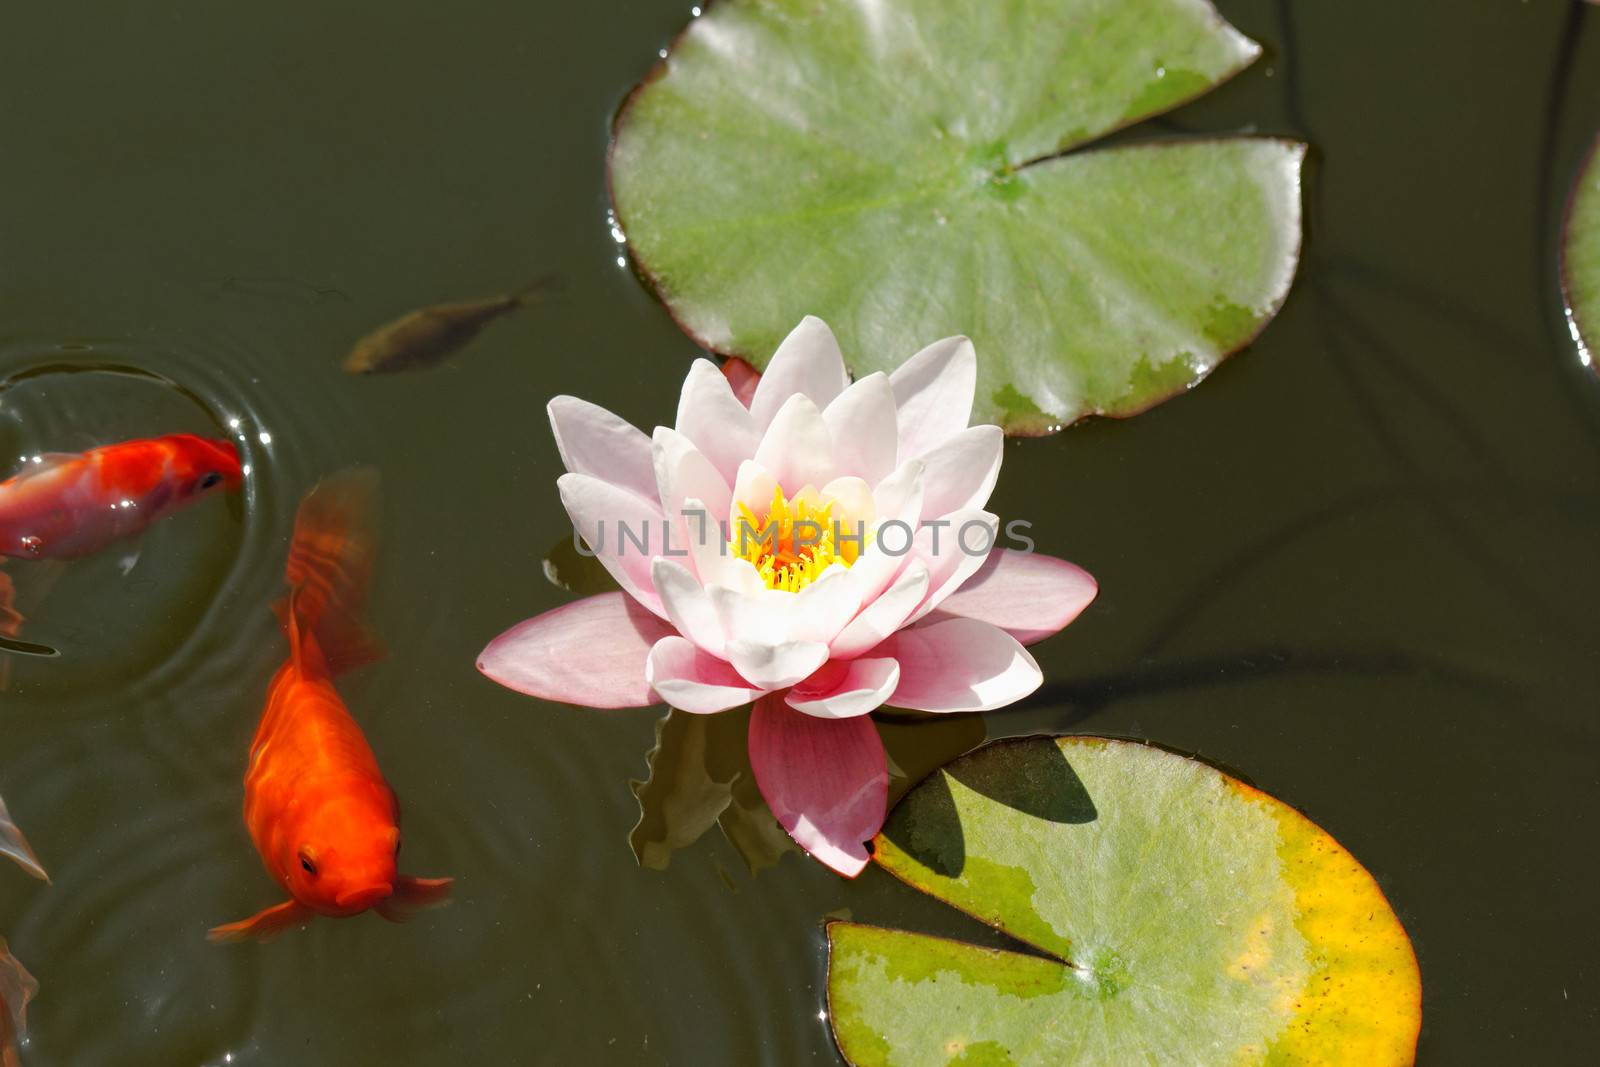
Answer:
[298,850,317,876]
[198,472,224,491]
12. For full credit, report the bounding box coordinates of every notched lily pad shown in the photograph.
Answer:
[610,0,1305,431]
[828,737,1420,1066]
[1562,135,1599,366]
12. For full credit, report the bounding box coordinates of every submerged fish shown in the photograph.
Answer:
[0,433,242,684]
[0,794,45,883]
[0,434,242,561]
[342,277,560,375]
[0,939,36,1067]
[209,469,450,943]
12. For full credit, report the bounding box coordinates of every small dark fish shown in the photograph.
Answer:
[342,277,561,375]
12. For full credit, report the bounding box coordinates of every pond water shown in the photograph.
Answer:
[1,1,1597,1063]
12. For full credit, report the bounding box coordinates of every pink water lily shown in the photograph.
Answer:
[478,317,1096,875]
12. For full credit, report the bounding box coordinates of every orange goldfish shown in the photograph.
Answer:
[208,469,449,943]
[0,434,242,561]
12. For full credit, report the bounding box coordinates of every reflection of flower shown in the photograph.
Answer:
[479,317,1096,875]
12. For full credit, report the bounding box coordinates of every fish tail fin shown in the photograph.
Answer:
[277,468,384,677]
[0,936,37,1066]
[510,273,565,305]
[0,793,48,883]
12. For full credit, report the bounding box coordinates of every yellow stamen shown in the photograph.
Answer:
[731,485,863,592]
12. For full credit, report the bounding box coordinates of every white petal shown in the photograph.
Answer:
[652,427,731,517]
[675,359,760,485]
[787,657,900,719]
[678,495,737,590]
[724,638,830,690]
[730,459,779,519]
[749,316,850,431]
[883,618,1042,713]
[822,372,897,485]
[830,561,930,659]
[547,396,659,503]
[918,425,1003,520]
[890,336,976,460]
[646,636,764,713]
[870,459,925,532]
[651,558,725,656]
[754,393,837,494]
[652,428,732,578]
[905,509,998,623]
[557,473,666,617]
[790,565,865,645]
[820,476,875,529]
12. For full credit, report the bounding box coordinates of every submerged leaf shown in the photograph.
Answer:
[611,0,1304,431]
[828,737,1420,1066]
[542,533,621,597]
[629,706,796,872]
[1563,135,1600,366]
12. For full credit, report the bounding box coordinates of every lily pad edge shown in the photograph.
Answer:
[1560,132,1600,369]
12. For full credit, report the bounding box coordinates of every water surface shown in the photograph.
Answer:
[1,1,1598,1063]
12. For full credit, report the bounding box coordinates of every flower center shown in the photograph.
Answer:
[731,485,862,592]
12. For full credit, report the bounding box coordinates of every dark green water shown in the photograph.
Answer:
[1,1,1597,1063]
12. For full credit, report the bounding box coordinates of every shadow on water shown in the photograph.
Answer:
[878,738,1097,880]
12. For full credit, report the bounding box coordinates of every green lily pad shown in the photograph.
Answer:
[610,0,1305,431]
[1563,135,1600,366]
[828,737,1420,1066]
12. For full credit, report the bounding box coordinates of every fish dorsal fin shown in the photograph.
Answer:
[6,452,80,484]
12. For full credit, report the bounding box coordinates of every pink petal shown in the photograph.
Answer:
[547,396,658,503]
[754,393,837,494]
[823,372,898,485]
[749,316,850,431]
[749,694,887,877]
[881,617,1042,712]
[478,592,673,707]
[557,473,666,617]
[645,636,764,713]
[918,425,1003,520]
[889,336,976,461]
[931,549,1098,645]
[721,356,761,408]
[786,657,900,719]
[675,360,759,485]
